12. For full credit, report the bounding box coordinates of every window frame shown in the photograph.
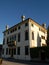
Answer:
[18,33,20,42]
[17,47,20,55]
[25,30,29,40]
[25,22,28,27]
[6,48,8,55]
[13,48,16,55]
[18,26,20,30]
[25,46,29,55]
[32,32,34,40]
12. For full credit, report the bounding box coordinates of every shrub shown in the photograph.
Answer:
[30,46,49,59]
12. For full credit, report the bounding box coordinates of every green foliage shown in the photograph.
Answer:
[30,46,49,59]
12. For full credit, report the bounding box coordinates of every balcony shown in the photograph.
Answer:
[7,40,16,47]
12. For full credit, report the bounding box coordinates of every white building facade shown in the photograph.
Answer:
[2,17,47,60]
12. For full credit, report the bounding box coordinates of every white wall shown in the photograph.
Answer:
[2,19,47,60]
[2,21,31,60]
[29,20,47,48]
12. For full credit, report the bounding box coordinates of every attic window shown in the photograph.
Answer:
[15,28,17,31]
[18,26,20,30]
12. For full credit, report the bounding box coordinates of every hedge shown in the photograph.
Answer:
[30,46,49,59]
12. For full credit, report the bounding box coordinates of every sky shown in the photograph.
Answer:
[0,0,49,44]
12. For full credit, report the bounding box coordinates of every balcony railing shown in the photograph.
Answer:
[7,40,16,47]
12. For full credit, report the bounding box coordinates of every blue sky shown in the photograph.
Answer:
[0,0,49,44]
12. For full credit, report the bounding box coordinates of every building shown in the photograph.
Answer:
[2,16,47,60]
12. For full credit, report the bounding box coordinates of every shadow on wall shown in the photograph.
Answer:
[37,33,41,47]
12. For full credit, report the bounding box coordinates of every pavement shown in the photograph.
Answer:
[2,58,49,64]
[0,58,49,65]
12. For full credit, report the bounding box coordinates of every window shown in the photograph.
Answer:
[7,31,9,34]
[32,32,34,40]
[25,30,28,40]
[17,47,20,55]
[25,46,29,55]
[2,48,4,54]
[10,37,12,41]
[7,38,9,43]
[10,29,14,33]
[9,48,11,55]
[14,48,16,55]
[41,36,45,39]
[14,35,16,40]
[18,26,20,30]
[10,30,12,33]
[18,33,20,42]
[25,22,28,26]
[15,28,17,31]
[3,38,5,45]
[31,24,33,27]
[39,28,41,31]
[13,29,14,32]
[6,48,8,55]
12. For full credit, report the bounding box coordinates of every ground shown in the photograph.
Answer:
[1,59,49,65]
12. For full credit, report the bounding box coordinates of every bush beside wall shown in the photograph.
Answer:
[30,46,49,59]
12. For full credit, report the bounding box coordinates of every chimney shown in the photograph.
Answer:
[6,25,9,30]
[42,23,46,29]
[21,15,25,21]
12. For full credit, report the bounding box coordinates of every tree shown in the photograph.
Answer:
[46,26,49,46]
